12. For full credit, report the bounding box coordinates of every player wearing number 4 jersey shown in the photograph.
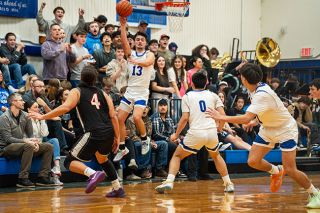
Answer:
[29,65,125,198]
[114,16,155,162]
[155,70,234,194]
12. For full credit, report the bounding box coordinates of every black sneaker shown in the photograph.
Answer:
[155,169,168,178]
[16,178,35,188]
[36,176,55,186]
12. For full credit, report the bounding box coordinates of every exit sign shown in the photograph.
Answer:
[300,48,312,57]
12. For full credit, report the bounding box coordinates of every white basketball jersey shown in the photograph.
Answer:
[182,90,224,130]
[246,83,296,128]
[127,50,153,89]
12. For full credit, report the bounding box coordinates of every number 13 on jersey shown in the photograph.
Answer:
[132,65,142,76]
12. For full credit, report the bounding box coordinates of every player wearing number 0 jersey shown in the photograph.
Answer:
[155,70,234,194]
[29,65,125,198]
[114,16,155,162]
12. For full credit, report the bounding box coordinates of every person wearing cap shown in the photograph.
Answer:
[150,98,176,173]
[148,39,159,57]
[138,20,148,34]
[157,34,174,66]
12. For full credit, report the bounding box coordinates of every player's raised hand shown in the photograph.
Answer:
[205,107,223,120]
[28,111,44,120]
[119,16,127,26]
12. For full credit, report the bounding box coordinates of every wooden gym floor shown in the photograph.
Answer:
[0,173,319,213]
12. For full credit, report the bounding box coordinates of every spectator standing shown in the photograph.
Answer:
[84,21,102,55]
[41,24,75,81]
[157,34,174,66]
[36,2,85,43]
[69,30,91,88]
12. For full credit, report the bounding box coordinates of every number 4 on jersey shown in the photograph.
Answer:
[91,93,101,109]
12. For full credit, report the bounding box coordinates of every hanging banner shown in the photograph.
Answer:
[0,0,38,18]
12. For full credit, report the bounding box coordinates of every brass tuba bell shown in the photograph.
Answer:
[256,37,281,68]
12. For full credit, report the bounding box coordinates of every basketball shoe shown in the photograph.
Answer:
[106,187,126,198]
[270,165,285,192]
[113,147,129,162]
[224,182,235,193]
[141,137,150,155]
[307,190,320,209]
[85,171,106,193]
[155,180,173,194]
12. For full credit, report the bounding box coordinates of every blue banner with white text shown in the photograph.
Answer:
[0,0,38,18]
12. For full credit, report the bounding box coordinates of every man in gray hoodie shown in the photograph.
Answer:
[41,23,75,81]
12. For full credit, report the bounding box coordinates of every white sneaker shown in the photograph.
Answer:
[219,143,232,151]
[307,190,320,209]
[113,147,129,162]
[128,159,138,170]
[141,137,150,155]
[155,180,173,194]
[51,166,61,176]
[224,182,235,193]
[52,174,63,186]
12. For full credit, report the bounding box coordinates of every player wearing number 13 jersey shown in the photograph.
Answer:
[155,70,234,194]
[114,16,155,161]
[29,65,125,198]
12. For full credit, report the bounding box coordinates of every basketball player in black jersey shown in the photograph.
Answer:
[29,65,125,198]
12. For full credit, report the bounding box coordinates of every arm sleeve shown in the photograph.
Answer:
[167,67,176,82]
[39,120,49,137]
[36,10,48,32]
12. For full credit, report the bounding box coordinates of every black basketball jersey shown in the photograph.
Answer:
[76,85,113,134]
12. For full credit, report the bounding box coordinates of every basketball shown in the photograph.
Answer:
[116,0,133,17]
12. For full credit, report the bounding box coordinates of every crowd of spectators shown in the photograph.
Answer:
[0,3,319,187]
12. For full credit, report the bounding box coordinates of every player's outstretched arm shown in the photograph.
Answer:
[119,17,131,57]
[171,112,189,141]
[29,88,80,120]
[206,107,256,125]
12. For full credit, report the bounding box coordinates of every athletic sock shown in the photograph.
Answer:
[84,167,96,177]
[268,164,280,175]
[101,160,119,181]
[307,184,319,195]
[111,179,121,190]
[119,141,125,150]
[167,174,175,183]
[222,175,232,185]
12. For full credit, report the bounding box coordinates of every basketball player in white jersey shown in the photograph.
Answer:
[155,70,234,194]
[115,17,155,160]
[206,64,320,209]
